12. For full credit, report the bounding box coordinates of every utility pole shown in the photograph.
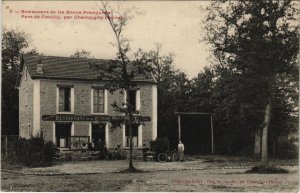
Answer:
[178,115,181,141]
[210,115,214,155]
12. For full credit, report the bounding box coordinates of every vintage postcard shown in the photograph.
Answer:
[1,0,299,192]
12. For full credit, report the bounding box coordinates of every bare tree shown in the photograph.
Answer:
[91,1,150,171]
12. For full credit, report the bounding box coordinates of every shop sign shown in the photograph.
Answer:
[42,115,151,122]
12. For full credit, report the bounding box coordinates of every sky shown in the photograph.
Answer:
[2,1,212,78]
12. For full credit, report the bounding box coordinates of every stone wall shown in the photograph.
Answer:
[19,67,34,138]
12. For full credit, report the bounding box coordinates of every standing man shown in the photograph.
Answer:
[178,140,185,162]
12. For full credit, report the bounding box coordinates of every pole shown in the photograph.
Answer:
[178,115,181,141]
[210,115,214,155]
[5,135,8,156]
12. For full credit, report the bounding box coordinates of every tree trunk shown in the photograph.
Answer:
[100,0,137,172]
[254,129,261,158]
[129,122,134,170]
[261,98,271,163]
[126,89,135,171]
[272,137,276,158]
[226,135,231,154]
[129,133,134,170]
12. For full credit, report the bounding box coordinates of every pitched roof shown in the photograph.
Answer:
[20,54,156,83]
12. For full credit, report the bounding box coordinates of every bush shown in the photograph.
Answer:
[9,137,57,167]
[275,139,298,159]
[149,138,170,154]
[42,141,57,164]
[246,163,288,174]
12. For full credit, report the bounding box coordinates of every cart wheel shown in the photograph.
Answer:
[158,153,168,162]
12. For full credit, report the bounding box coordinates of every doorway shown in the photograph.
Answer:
[177,114,212,155]
[55,123,72,148]
[92,123,106,144]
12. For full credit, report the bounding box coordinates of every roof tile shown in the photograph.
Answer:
[22,54,155,83]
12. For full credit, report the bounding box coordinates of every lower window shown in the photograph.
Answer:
[125,124,139,147]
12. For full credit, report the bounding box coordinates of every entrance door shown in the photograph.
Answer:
[55,123,72,148]
[92,123,106,144]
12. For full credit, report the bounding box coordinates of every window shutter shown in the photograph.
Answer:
[99,90,104,113]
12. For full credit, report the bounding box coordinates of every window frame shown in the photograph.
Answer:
[124,124,142,148]
[91,87,108,115]
[125,124,139,147]
[56,85,74,114]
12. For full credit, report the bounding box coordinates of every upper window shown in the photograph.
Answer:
[92,88,107,114]
[129,90,136,112]
[57,86,74,113]
[128,89,141,113]
[59,87,71,112]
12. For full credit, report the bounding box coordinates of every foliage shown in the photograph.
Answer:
[201,0,299,158]
[246,163,288,174]
[70,49,94,58]
[2,27,30,71]
[189,67,215,113]
[275,137,298,159]
[149,138,170,154]
[9,137,57,167]
[149,140,155,152]
[2,27,31,135]
[134,44,191,144]
[42,141,57,163]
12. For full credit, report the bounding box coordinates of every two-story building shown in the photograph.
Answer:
[17,54,157,150]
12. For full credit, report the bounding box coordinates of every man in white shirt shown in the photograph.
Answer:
[178,140,185,162]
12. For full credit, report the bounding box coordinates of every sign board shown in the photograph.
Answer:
[42,114,151,122]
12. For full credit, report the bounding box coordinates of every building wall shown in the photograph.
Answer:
[38,79,156,149]
[109,124,123,148]
[19,67,34,138]
[74,122,89,136]
[140,85,154,145]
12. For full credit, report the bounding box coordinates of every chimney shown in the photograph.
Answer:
[36,59,43,74]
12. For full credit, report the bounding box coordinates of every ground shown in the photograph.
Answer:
[1,156,298,192]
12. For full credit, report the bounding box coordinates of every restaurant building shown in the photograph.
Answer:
[17,54,157,150]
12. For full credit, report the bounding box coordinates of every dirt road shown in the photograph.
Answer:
[1,164,298,192]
